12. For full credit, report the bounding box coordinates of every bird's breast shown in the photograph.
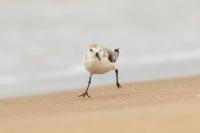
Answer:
[84,57,115,74]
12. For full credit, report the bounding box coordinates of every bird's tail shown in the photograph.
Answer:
[114,48,120,59]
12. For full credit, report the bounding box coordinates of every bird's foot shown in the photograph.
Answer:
[116,82,122,88]
[78,91,91,98]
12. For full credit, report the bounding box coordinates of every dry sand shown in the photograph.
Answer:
[1,76,200,133]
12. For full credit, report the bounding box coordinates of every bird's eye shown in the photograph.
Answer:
[90,49,93,52]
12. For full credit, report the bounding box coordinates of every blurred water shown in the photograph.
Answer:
[0,0,200,99]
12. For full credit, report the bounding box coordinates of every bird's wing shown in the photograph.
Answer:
[103,48,119,63]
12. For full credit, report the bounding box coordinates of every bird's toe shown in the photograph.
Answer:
[117,83,122,88]
[78,92,91,98]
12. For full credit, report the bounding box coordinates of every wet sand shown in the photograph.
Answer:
[1,76,200,133]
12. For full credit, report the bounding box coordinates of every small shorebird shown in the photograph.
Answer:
[79,44,121,98]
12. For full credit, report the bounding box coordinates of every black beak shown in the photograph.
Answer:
[95,52,101,61]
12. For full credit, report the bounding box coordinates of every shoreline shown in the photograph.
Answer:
[1,76,200,132]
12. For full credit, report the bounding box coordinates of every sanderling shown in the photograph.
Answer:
[79,44,121,98]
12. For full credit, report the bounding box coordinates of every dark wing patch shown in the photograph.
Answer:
[107,49,119,63]
[103,48,120,63]
[114,48,120,58]
[108,54,115,63]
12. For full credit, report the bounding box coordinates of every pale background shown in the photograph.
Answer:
[0,0,200,98]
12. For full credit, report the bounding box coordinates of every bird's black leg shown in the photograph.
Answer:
[115,69,121,88]
[79,74,92,98]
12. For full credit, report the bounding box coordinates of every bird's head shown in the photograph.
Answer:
[88,44,101,61]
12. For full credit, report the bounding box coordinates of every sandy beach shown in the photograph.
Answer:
[1,76,200,133]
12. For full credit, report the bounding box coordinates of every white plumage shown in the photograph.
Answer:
[79,44,121,98]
